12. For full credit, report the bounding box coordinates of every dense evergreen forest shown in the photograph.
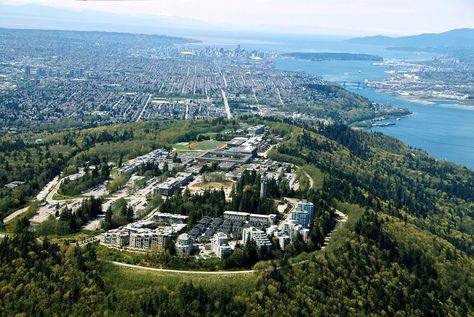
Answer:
[229,169,292,214]
[0,118,473,316]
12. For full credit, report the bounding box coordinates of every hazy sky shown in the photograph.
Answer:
[1,0,474,36]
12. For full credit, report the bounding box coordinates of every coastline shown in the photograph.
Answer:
[373,89,474,111]
[275,53,474,170]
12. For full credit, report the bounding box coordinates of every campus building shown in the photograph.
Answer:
[210,232,232,258]
[242,226,272,252]
[248,125,265,136]
[100,221,186,250]
[223,211,276,227]
[291,200,315,227]
[153,212,188,224]
[175,233,193,256]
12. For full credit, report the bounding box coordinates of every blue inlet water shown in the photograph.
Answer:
[192,35,474,169]
[275,58,474,170]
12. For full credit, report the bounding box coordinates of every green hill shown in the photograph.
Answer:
[0,118,472,316]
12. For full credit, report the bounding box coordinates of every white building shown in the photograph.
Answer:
[291,200,315,227]
[223,211,276,227]
[175,233,193,256]
[129,230,170,249]
[277,234,291,250]
[273,221,311,250]
[249,213,276,227]
[210,232,232,258]
[153,212,188,224]
[101,222,186,250]
[154,178,180,196]
[242,226,272,252]
[101,229,130,247]
[248,125,265,136]
[223,211,250,222]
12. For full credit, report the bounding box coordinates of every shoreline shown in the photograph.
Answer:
[373,89,474,111]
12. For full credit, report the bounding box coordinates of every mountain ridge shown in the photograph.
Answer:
[347,28,474,47]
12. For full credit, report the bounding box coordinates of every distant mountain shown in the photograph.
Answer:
[282,52,383,61]
[0,4,211,38]
[347,28,474,48]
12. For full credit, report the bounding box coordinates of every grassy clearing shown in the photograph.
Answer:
[321,202,365,254]
[52,193,76,201]
[302,164,325,190]
[46,230,100,244]
[96,244,145,265]
[102,262,256,294]
[173,142,191,151]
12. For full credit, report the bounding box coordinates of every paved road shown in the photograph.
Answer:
[136,93,152,122]
[3,206,29,223]
[4,175,63,224]
[221,89,233,119]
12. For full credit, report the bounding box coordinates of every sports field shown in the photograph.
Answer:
[174,140,225,151]
[190,140,225,150]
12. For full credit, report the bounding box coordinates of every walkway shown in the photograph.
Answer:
[107,260,255,275]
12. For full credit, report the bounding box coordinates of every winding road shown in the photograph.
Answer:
[107,261,255,275]
[303,170,314,189]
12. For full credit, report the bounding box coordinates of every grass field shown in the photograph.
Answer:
[52,193,76,201]
[302,164,325,190]
[101,262,256,294]
[47,230,100,244]
[174,140,225,151]
[96,244,145,265]
[190,140,225,150]
[173,142,191,151]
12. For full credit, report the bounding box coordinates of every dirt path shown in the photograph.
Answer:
[108,260,255,275]
[303,170,314,189]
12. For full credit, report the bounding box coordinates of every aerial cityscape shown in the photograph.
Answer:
[0,28,409,133]
[0,0,473,316]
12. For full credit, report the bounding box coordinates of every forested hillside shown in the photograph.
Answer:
[0,118,472,316]
[269,120,473,255]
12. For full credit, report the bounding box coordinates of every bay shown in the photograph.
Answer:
[276,58,474,169]
[191,34,474,169]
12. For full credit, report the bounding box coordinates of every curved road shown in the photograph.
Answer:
[303,170,314,189]
[107,260,255,275]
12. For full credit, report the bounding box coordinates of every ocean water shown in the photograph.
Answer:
[276,58,474,170]
[192,35,474,169]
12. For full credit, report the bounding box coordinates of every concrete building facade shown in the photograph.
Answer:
[242,226,272,252]
[210,232,232,258]
[291,200,315,227]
